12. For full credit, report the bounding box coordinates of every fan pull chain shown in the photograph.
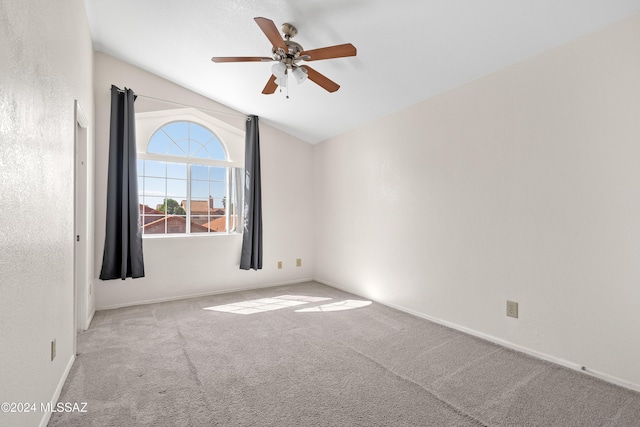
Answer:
[276,73,290,99]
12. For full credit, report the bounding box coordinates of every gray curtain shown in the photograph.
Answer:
[100,85,145,280]
[240,115,263,270]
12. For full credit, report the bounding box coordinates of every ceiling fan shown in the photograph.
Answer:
[211,17,357,94]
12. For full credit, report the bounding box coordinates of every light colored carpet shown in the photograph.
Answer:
[49,281,640,426]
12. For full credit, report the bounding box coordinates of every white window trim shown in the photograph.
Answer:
[136,107,244,237]
[136,107,244,168]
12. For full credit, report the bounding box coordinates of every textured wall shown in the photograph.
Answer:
[314,14,640,390]
[0,1,94,426]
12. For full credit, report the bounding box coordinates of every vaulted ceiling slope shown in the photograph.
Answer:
[84,0,640,144]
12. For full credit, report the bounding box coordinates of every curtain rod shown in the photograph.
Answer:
[112,87,246,119]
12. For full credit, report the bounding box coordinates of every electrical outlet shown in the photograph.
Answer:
[507,300,519,318]
[296,258,302,267]
[51,339,56,361]
[277,261,282,269]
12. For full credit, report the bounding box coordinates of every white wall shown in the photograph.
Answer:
[314,14,640,390]
[0,1,94,426]
[93,53,314,309]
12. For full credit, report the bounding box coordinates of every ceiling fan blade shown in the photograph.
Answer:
[211,56,273,63]
[303,66,340,93]
[254,17,287,52]
[262,75,278,94]
[300,43,357,61]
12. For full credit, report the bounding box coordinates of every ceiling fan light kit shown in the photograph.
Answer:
[211,17,356,95]
[275,76,288,88]
[292,66,308,84]
[271,62,287,78]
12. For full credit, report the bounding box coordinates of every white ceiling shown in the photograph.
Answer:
[84,0,640,144]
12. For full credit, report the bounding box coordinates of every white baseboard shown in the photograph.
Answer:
[315,278,640,394]
[96,278,315,311]
[86,309,96,329]
[39,353,76,427]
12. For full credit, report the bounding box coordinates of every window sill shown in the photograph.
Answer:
[142,232,242,239]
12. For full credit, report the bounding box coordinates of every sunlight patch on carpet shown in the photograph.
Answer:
[295,299,372,312]
[203,295,332,315]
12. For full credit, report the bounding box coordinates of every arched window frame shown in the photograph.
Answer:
[136,108,244,236]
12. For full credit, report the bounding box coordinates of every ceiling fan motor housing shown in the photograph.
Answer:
[276,40,304,65]
[273,23,304,68]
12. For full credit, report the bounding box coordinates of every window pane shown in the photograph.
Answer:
[142,214,167,234]
[162,122,188,140]
[166,179,186,199]
[189,122,213,140]
[191,164,208,180]
[189,199,210,216]
[208,215,226,232]
[166,215,187,234]
[142,196,165,212]
[167,162,186,179]
[143,177,166,196]
[190,143,209,159]
[144,160,166,178]
[166,198,186,214]
[191,180,209,199]
[206,138,226,160]
[209,181,226,202]
[191,123,226,160]
[190,219,210,233]
[147,132,173,154]
[142,214,165,224]
[168,140,187,156]
[210,166,226,181]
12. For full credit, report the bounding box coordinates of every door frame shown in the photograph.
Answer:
[74,100,89,355]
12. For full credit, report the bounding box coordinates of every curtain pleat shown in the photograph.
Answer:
[99,85,145,280]
[240,115,263,270]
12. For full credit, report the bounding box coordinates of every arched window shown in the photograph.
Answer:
[147,121,227,160]
[136,109,243,236]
